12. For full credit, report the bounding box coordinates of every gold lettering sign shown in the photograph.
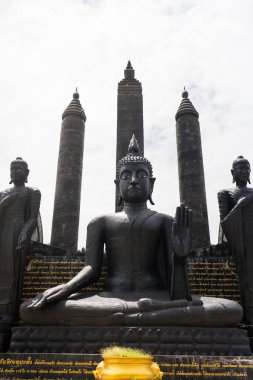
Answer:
[1,354,252,379]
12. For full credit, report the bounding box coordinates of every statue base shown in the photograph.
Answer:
[1,353,253,379]
[244,325,253,352]
[0,321,11,353]
[9,325,251,356]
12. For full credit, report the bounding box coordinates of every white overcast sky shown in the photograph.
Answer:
[0,0,252,248]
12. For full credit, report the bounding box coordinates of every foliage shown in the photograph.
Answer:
[101,346,151,358]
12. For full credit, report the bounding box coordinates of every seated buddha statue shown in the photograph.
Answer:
[218,156,253,324]
[20,136,242,327]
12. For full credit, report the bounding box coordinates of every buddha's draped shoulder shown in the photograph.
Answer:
[218,187,253,221]
[24,187,41,217]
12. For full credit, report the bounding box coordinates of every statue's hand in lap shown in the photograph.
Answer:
[28,284,70,309]
[17,231,28,249]
[172,203,192,258]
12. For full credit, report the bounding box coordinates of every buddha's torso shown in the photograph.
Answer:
[227,186,253,207]
[218,186,253,221]
[102,209,173,292]
[0,187,32,225]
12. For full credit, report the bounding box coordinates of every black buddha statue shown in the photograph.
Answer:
[20,137,242,327]
[218,156,253,324]
[0,158,42,321]
[218,156,253,221]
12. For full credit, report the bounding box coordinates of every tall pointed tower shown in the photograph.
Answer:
[116,61,144,211]
[51,90,86,251]
[175,89,210,248]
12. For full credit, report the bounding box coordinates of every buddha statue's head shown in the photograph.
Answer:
[231,156,251,185]
[10,157,29,185]
[115,135,156,205]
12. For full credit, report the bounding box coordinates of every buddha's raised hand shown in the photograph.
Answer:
[172,203,192,258]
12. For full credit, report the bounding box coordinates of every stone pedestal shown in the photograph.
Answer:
[9,325,251,356]
[244,325,253,352]
[0,321,11,353]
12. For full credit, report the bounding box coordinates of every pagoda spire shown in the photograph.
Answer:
[62,89,86,120]
[116,61,144,211]
[175,88,199,121]
[51,90,87,251]
[175,88,210,249]
[124,60,135,80]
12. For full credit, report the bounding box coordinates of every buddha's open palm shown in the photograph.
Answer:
[172,203,192,258]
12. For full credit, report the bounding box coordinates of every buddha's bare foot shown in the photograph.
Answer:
[190,298,203,306]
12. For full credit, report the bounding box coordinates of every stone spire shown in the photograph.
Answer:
[124,60,135,80]
[176,88,199,120]
[175,88,210,249]
[62,89,86,120]
[51,90,86,251]
[116,61,144,211]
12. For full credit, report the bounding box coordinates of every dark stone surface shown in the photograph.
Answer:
[30,241,69,257]
[116,62,144,211]
[217,156,253,222]
[218,156,253,324]
[22,243,241,304]
[0,353,100,379]
[50,91,86,251]
[20,142,201,326]
[176,91,210,249]
[21,141,244,331]
[9,325,251,356]
[188,244,240,302]
[21,251,87,302]
[244,325,253,352]
[2,353,253,379]
[0,158,41,323]
[1,241,241,353]
[0,321,11,353]
[0,333,11,353]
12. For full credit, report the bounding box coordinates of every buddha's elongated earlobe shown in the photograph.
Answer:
[148,194,155,205]
[25,169,29,183]
[148,177,156,205]
[114,179,123,205]
[231,169,235,183]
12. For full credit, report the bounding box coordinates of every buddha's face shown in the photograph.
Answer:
[232,161,251,185]
[118,163,153,203]
[10,163,29,185]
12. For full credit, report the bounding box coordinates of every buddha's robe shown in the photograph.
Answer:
[220,192,253,323]
[0,187,41,318]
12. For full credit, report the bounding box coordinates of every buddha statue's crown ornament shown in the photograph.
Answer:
[232,155,250,169]
[116,134,153,179]
[10,157,28,169]
[9,157,29,184]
